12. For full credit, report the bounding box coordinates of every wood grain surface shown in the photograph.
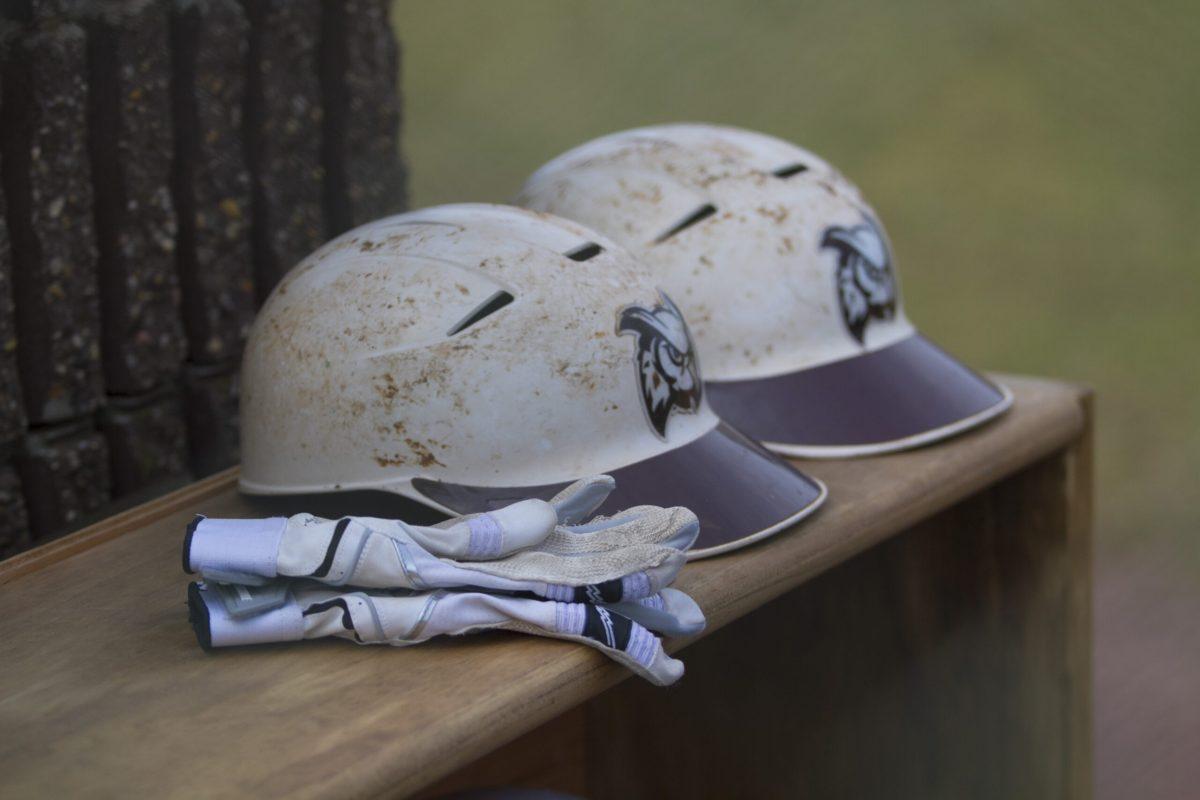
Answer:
[587,445,1090,799]
[0,375,1089,799]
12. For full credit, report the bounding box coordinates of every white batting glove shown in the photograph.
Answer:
[187,581,704,686]
[183,477,697,604]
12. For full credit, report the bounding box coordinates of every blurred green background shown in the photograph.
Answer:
[393,0,1199,575]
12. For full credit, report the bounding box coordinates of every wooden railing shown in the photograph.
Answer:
[0,375,1092,798]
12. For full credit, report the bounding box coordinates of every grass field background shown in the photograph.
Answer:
[393,0,1199,570]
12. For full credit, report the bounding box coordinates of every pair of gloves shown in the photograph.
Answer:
[183,476,704,685]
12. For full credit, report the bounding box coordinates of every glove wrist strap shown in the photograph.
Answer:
[189,582,305,648]
[185,516,287,578]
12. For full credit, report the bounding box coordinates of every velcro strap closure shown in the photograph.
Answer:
[188,517,287,578]
[200,583,304,647]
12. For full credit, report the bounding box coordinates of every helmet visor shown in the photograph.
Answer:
[705,334,1012,458]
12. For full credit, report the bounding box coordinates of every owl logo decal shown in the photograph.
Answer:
[617,291,702,439]
[821,214,897,344]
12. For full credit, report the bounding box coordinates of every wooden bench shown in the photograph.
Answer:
[0,374,1092,799]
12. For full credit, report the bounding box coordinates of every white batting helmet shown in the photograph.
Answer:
[517,124,1012,457]
[239,204,825,557]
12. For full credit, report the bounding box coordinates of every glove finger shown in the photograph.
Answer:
[275,522,681,598]
[548,475,616,524]
[557,504,660,533]
[540,549,686,603]
[457,540,687,594]
[502,599,684,686]
[603,588,706,638]
[419,593,683,686]
[407,499,558,559]
[542,506,699,556]
[406,592,685,685]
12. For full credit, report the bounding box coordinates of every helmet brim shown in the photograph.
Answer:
[705,333,1013,458]
[410,421,826,559]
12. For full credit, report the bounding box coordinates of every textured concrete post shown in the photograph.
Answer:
[99,388,188,495]
[172,0,250,478]
[243,0,324,300]
[1,17,103,425]
[0,21,30,557]
[80,1,189,497]
[86,0,184,395]
[181,361,239,477]
[17,421,110,541]
[321,0,406,234]
[0,0,405,554]
[0,24,26,444]
[170,0,254,364]
[0,461,30,557]
[0,183,23,442]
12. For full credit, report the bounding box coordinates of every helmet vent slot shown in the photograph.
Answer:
[772,163,808,178]
[654,204,718,243]
[564,242,604,262]
[447,290,515,336]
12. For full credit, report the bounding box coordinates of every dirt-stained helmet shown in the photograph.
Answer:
[239,203,825,557]
[517,124,1012,457]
